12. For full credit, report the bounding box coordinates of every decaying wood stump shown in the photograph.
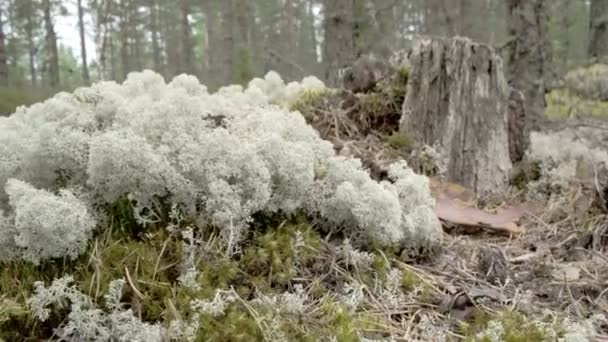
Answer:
[400,37,514,195]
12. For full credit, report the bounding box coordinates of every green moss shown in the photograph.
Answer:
[74,228,185,322]
[240,221,324,292]
[460,311,548,342]
[546,88,608,120]
[288,88,336,119]
[196,305,264,341]
[0,259,83,339]
[313,300,385,341]
[385,131,413,151]
[357,93,389,117]
[386,66,409,101]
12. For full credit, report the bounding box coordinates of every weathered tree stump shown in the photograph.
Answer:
[400,37,514,195]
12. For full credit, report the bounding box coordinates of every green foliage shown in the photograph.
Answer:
[0,87,51,116]
[385,131,413,151]
[240,221,324,293]
[289,88,336,119]
[545,88,608,119]
[196,305,264,341]
[460,311,548,342]
[75,230,185,322]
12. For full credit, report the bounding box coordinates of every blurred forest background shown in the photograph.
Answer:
[0,0,606,115]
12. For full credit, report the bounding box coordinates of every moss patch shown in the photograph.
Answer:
[546,88,608,120]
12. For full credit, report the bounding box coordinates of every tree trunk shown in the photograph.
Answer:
[179,0,194,74]
[400,37,513,195]
[219,0,234,85]
[505,0,551,132]
[0,6,8,86]
[119,1,129,81]
[77,0,90,84]
[508,88,528,163]
[322,0,355,86]
[589,0,608,60]
[130,1,143,72]
[43,0,60,87]
[203,0,220,87]
[150,0,162,73]
[94,0,112,80]
[234,0,254,84]
[25,14,37,86]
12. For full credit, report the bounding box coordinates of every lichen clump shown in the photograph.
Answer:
[0,69,440,263]
[526,130,608,195]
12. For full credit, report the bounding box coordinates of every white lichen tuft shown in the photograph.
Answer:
[0,70,440,262]
[527,130,608,196]
[4,179,96,264]
[27,276,165,342]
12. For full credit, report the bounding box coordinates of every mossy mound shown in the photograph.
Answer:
[0,203,441,341]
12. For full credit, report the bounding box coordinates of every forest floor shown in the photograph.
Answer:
[1,73,608,341]
[287,82,608,341]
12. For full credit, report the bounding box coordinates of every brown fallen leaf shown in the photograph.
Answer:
[430,178,532,235]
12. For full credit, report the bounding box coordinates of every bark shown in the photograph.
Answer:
[219,0,234,85]
[179,0,194,74]
[130,1,143,71]
[77,0,90,84]
[400,37,513,195]
[323,0,355,86]
[234,0,253,83]
[508,88,528,163]
[506,0,551,132]
[0,7,8,86]
[94,0,112,80]
[279,0,298,79]
[203,0,220,86]
[25,14,37,86]
[150,0,162,72]
[589,0,608,60]
[161,4,180,77]
[119,1,129,80]
[43,0,60,87]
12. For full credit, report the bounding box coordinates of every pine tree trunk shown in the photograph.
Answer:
[505,0,551,132]
[322,0,355,86]
[25,14,37,86]
[180,0,194,74]
[95,0,112,80]
[203,0,220,87]
[399,37,513,195]
[43,0,60,87]
[0,6,8,86]
[119,1,129,81]
[77,0,90,84]
[150,0,162,73]
[219,0,234,86]
[589,0,608,60]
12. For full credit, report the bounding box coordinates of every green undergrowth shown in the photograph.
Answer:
[0,87,64,116]
[545,88,608,120]
[0,198,438,340]
[458,310,576,342]
[289,65,409,138]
